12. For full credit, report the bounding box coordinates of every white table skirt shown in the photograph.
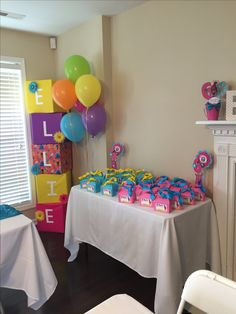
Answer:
[0,215,58,310]
[64,186,221,314]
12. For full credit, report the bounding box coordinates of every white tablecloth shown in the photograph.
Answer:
[64,186,221,314]
[0,215,57,310]
[85,294,153,314]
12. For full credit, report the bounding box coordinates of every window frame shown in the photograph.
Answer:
[0,55,36,211]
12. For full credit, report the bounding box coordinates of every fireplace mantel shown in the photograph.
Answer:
[196,120,236,280]
[196,120,236,137]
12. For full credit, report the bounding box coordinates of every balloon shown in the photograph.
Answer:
[82,104,106,137]
[75,74,101,108]
[74,99,86,113]
[52,80,77,111]
[60,112,85,142]
[64,55,91,83]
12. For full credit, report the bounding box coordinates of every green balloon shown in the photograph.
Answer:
[64,55,91,83]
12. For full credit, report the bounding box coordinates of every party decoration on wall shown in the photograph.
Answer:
[75,74,101,108]
[25,76,73,235]
[64,55,91,83]
[201,80,228,120]
[45,54,107,142]
[52,80,77,111]
[192,150,213,201]
[53,131,65,143]
[109,143,125,169]
[31,163,41,176]
[74,99,86,113]
[60,112,85,142]
[59,194,69,204]
[82,104,106,137]
[28,81,38,93]
[32,142,72,174]
[31,113,65,144]
[36,203,67,233]
[25,80,63,113]
[35,210,45,222]
[36,171,71,204]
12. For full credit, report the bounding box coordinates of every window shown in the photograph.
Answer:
[0,56,35,210]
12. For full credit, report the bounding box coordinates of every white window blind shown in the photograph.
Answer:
[0,57,35,210]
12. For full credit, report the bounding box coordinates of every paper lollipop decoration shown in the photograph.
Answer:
[201,81,228,120]
[192,150,213,201]
[109,143,125,169]
[201,81,228,100]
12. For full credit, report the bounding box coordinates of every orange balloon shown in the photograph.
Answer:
[52,80,77,111]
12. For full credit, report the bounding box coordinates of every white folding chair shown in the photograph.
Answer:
[177,270,236,314]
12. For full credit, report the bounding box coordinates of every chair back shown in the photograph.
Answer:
[177,270,236,314]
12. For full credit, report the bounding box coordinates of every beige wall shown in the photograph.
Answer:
[0,28,56,217]
[111,0,236,193]
[0,28,56,80]
[55,16,112,183]
[2,0,235,194]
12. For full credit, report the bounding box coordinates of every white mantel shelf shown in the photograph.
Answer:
[196,120,236,136]
[196,120,236,126]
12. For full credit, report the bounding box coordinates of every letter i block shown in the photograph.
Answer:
[25,80,64,113]
[36,172,71,203]
[32,142,72,174]
[31,113,64,144]
[36,203,67,233]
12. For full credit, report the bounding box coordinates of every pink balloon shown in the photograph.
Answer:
[74,99,86,113]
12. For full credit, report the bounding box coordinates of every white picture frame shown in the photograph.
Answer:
[226,90,236,121]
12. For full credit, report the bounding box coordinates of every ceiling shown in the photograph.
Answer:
[0,0,146,36]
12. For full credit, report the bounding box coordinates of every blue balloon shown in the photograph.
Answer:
[60,112,85,142]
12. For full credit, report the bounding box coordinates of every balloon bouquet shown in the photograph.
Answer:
[52,55,107,142]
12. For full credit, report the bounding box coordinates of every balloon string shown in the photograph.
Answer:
[85,108,90,172]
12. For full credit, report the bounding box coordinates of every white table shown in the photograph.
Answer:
[64,186,221,314]
[85,294,153,314]
[0,215,58,310]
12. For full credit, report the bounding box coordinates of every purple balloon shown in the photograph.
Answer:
[82,104,106,137]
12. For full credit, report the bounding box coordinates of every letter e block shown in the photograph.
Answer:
[25,80,64,113]
[36,203,67,233]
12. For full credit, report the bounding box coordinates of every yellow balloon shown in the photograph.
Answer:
[75,74,101,108]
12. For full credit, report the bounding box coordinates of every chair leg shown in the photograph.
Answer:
[0,302,5,314]
[176,299,185,314]
[84,243,88,262]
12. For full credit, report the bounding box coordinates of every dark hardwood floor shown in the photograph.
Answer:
[1,232,157,314]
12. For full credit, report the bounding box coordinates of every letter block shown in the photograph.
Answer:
[25,80,64,113]
[32,142,72,174]
[36,171,71,203]
[36,203,67,233]
[31,113,64,144]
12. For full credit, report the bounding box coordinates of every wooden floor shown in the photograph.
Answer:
[1,232,157,314]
